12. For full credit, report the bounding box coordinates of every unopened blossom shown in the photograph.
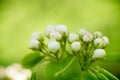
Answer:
[48,39,60,53]
[93,31,102,38]
[92,49,106,59]
[5,66,19,79]
[31,32,40,40]
[94,38,103,48]
[50,31,62,41]
[71,42,81,52]
[29,40,40,49]
[78,29,87,37]
[68,33,79,43]
[45,25,55,37]
[102,36,109,47]
[83,32,93,42]
[5,63,31,80]
[55,24,68,36]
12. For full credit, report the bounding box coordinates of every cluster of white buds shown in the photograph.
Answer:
[29,25,109,68]
[29,32,40,50]
[94,36,109,48]
[0,63,31,80]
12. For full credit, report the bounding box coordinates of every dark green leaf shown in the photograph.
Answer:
[22,52,44,68]
[99,68,119,80]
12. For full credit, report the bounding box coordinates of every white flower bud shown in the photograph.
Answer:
[45,25,55,37]
[29,40,39,49]
[83,32,93,42]
[92,49,106,59]
[55,24,68,36]
[94,38,103,48]
[68,33,79,43]
[31,32,40,40]
[48,40,60,53]
[93,31,102,38]
[102,36,109,47]
[71,42,81,52]
[78,29,87,37]
[50,31,62,41]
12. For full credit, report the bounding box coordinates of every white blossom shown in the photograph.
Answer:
[94,38,103,48]
[78,29,87,37]
[93,31,102,38]
[71,42,81,52]
[83,32,93,42]
[68,33,79,43]
[29,40,39,49]
[55,24,68,36]
[102,36,109,47]
[48,39,60,53]
[50,31,62,40]
[31,32,40,40]
[5,63,31,80]
[92,49,106,59]
[45,25,55,37]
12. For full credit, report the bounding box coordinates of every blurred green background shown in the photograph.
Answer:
[0,0,120,78]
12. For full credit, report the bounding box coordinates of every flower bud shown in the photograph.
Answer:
[102,36,109,47]
[31,32,40,40]
[45,25,55,37]
[93,31,102,38]
[29,40,39,50]
[78,29,87,37]
[50,31,62,41]
[92,49,106,59]
[71,42,81,52]
[68,33,79,43]
[94,38,103,48]
[83,32,93,42]
[55,24,68,36]
[48,40,60,53]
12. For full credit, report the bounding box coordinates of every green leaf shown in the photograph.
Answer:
[99,68,119,80]
[103,53,120,62]
[91,68,109,80]
[30,72,36,80]
[81,70,98,80]
[22,52,44,68]
[35,57,81,80]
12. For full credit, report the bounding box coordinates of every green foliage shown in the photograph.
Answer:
[99,68,119,80]
[34,57,81,80]
[22,52,44,68]
[81,70,98,80]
